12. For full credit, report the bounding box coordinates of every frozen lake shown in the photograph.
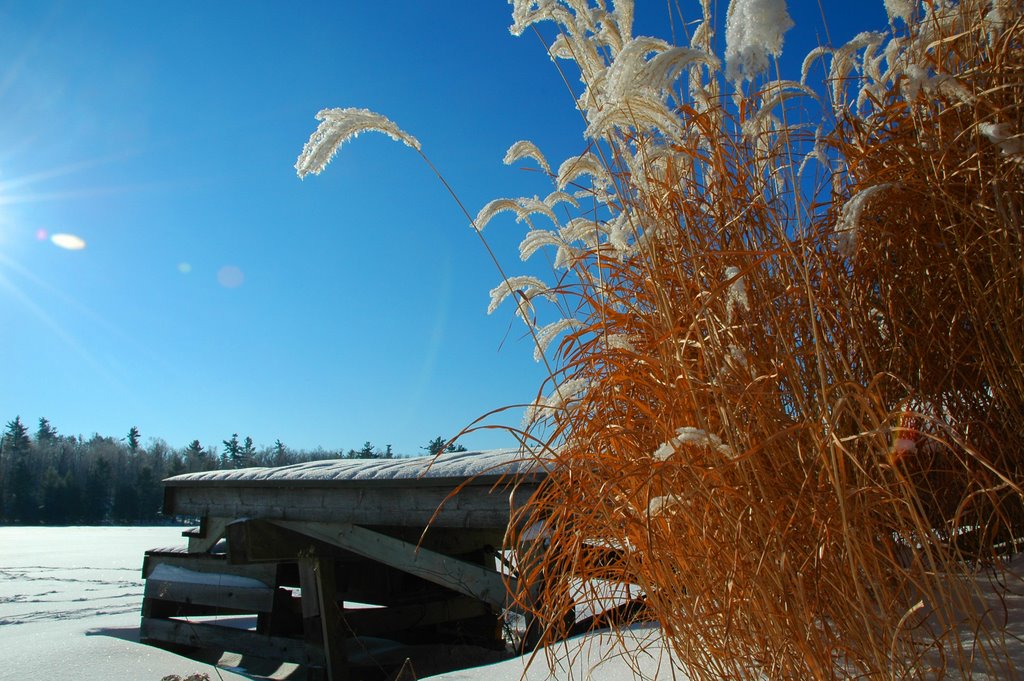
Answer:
[0,526,252,681]
[6,525,1019,680]
[1,526,170,627]
[0,525,675,681]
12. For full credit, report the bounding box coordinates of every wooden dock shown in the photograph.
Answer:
[140,449,545,681]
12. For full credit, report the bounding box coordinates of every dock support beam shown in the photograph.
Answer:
[299,555,349,681]
[272,520,512,609]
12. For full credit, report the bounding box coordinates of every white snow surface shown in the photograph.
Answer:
[165,449,544,485]
[724,0,795,83]
[422,624,680,681]
[3,526,1022,680]
[0,525,676,681]
[148,564,270,589]
[0,526,252,681]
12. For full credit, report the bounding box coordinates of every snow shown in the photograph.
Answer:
[0,525,674,681]
[165,449,543,486]
[147,564,270,589]
[422,624,680,681]
[0,526,252,681]
[2,526,1021,680]
[724,0,795,84]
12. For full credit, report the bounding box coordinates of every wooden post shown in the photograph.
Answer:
[299,556,348,681]
[186,516,230,553]
[273,521,512,609]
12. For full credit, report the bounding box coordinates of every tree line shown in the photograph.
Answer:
[0,416,466,525]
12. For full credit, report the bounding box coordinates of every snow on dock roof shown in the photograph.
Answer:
[164,448,547,487]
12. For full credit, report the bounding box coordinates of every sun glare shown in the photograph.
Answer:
[217,265,244,288]
[50,233,86,250]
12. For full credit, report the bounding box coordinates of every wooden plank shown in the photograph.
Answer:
[142,552,276,585]
[144,579,274,613]
[227,518,326,564]
[186,517,230,553]
[273,521,512,609]
[298,559,322,625]
[341,596,489,637]
[378,526,505,556]
[140,617,323,666]
[297,556,349,681]
[227,519,501,572]
[164,481,541,529]
[312,557,348,681]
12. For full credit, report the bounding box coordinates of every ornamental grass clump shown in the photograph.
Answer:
[828,0,1024,562]
[297,0,1024,678]
[494,1,1024,678]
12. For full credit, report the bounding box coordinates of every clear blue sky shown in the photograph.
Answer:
[0,1,886,456]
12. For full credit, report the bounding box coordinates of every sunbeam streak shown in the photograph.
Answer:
[0,268,121,391]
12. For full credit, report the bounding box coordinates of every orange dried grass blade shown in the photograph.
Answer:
[480,4,1024,681]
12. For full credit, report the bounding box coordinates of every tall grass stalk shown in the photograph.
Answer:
[298,1,1024,678]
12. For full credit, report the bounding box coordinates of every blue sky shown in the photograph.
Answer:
[0,1,886,456]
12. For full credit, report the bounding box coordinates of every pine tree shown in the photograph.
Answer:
[184,440,208,471]
[4,416,30,453]
[137,465,162,520]
[240,436,256,467]
[272,439,289,466]
[40,466,70,524]
[126,426,141,453]
[3,417,35,522]
[423,436,446,456]
[422,436,467,456]
[222,433,241,468]
[82,458,112,524]
[112,481,140,522]
[36,417,57,444]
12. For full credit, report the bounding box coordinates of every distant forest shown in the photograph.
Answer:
[0,416,465,525]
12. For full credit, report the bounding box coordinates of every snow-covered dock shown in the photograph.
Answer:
[141,449,546,681]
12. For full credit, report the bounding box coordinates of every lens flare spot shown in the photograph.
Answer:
[177,262,192,274]
[36,228,49,241]
[51,233,86,250]
[217,265,244,288]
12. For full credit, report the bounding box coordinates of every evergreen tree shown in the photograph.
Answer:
[4,416,30,453]
[9,454,38,522]
[184,440,208,471]
[40,466,71,524]
[272,439,289,466]
[222,433,240,468]
[82,458,112,523]
[423,436,466,456]
[3,417,35,522]
[62,474,82,523]
[240,436,256,467]
[126,426,141,453]
[423,437,444,456]
[167,453,186,477]
[36,417,57,444]
[111,481,140,522]
[137,464,163,520]
[0,415,430,524]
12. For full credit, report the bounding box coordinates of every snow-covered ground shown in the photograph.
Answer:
[3,526,1022,681]
[0,526,678,681]
[0,526,252,681]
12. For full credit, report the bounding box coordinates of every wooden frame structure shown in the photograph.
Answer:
[140,450,544,681]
